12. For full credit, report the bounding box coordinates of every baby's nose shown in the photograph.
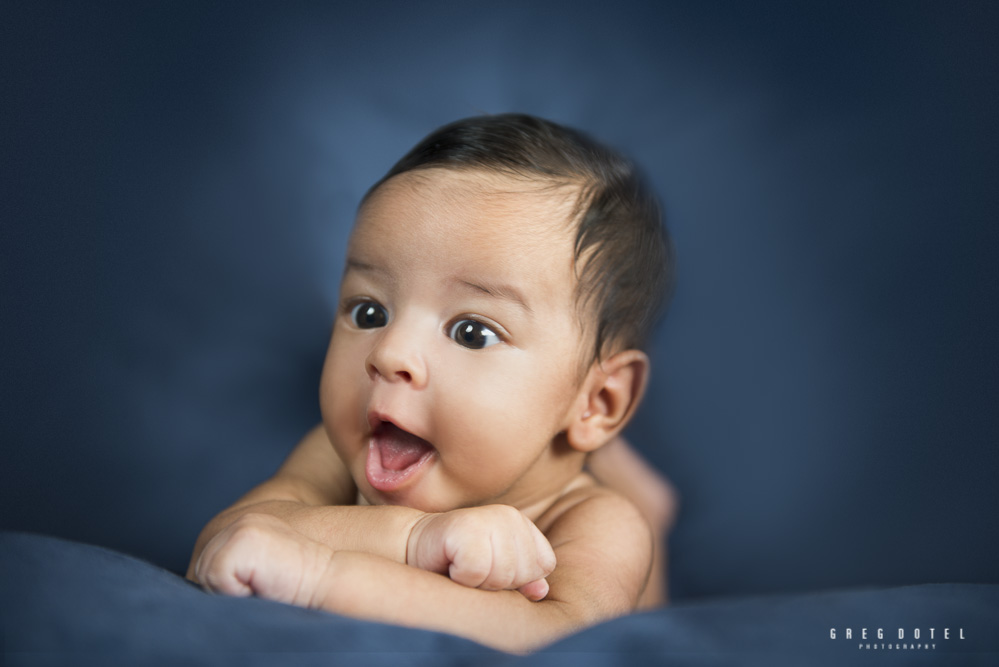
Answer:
[365,321,429,388]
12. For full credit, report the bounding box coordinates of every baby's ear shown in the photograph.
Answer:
[566,349,650,453]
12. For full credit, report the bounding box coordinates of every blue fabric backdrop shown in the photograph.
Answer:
[2,0,997,604]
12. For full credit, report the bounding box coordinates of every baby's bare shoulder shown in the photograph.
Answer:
[535,474,653,614]
[537,474,651,547]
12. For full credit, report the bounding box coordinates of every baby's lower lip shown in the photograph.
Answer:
[364,431,437,494]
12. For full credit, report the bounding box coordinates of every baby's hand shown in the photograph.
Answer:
[406,505,556,601]
[192,513,334,607]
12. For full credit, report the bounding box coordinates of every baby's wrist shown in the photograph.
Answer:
[404,511,439,568]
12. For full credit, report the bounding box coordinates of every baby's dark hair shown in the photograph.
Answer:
[364,113,674,360]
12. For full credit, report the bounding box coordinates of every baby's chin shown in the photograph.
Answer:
[353,474,477,515]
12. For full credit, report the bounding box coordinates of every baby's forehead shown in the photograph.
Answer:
[352,166,588,298]
[369,168,585,233]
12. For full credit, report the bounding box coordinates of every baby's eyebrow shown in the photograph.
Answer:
[455,278,533,316]
[344,258,389,278]
[343,257,400,291]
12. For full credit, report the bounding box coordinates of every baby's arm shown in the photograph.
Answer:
[318,486,650,652]
[198,485,652,653]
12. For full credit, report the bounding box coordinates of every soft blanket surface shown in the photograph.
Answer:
[3,532,996,666]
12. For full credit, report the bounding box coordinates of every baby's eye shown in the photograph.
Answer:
[449,319,500,349]
[350,301,388,329]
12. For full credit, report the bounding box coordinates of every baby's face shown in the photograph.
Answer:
[319,168,593,514]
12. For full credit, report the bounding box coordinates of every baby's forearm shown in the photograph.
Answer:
[315,550,581,654]
[187,501,423,579]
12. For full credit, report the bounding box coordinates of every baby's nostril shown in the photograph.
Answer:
[397,370,412,382]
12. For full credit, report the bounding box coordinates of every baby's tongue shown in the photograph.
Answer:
[378,423,433,471]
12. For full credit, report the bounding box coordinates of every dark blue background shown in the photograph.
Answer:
[3,1,997,600]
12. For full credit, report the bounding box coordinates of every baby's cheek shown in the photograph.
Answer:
[320,348,367,450]
[441,359,562,452]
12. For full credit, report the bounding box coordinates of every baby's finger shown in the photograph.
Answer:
[479,535,518,591]
[517,578,550,602]
[528,519,557,576]
[510,529,547,589]
[195,542,254,597]
[448,539,493,589]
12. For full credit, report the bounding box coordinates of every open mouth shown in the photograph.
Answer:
[365,420,437,493]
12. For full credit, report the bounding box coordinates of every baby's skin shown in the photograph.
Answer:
[188,168,677,652]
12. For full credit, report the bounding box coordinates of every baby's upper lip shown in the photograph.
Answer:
[366,409,426,442]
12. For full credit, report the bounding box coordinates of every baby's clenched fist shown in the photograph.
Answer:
[406,505,556,600]
[193,513,335,607]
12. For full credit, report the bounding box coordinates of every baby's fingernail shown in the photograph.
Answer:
[534,579,549,601]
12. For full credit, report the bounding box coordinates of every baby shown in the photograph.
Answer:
[188,113,676,653]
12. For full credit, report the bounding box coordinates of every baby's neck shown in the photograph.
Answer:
[515,471,596,523]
